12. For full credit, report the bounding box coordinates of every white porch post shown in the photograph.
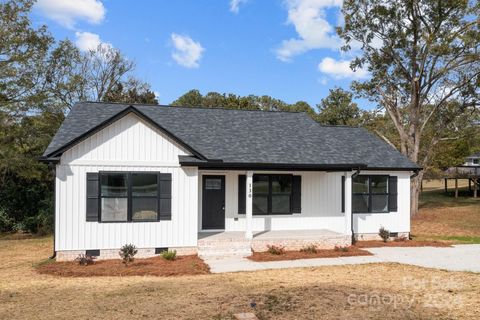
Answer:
[344,173,353,236]
[245,171,253,239]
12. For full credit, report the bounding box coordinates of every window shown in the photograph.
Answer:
[131,173,158,221]
[100,173,128,221]
[473,159,479,165]
[205,178,222,190]
[99,172,159,222]
[352,175,389,213]
[252,174,292,215]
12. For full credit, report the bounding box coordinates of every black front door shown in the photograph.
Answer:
[202,175,225,230]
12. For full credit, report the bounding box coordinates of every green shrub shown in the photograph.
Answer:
[267,244,285,255]
[300,244,318,254]
[0,208,15,233]
[161,250,177,261]
[75,254,96,266]
[119,244,138,265]
[379,227,390,243]
[334,245,349,252]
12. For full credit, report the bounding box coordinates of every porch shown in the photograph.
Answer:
[197,229,352,258]
[199,170,354,240]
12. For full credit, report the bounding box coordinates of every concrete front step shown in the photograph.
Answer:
[198,241,252,258]
[198,242,253,249]
[199,251,252,259]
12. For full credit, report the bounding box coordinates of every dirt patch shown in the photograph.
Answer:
[413,205,480,239]
[2,237,480,319]
[355,240,452,248]
[36,255,210,277]
[248,247,372,262]
[0,232,42,240]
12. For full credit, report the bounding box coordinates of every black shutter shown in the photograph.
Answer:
[159,173,172,220]
[86,173,99,221]
[292,175,302,213]
[238,175,246,214]
[388,176,398,212]
[341,176,345,213]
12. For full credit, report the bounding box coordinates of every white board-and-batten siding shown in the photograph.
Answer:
[55,114,198,251]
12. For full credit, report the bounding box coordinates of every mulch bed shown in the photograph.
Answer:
[248,247,372,262]
[354,240,452,248]
[36,255,210,277]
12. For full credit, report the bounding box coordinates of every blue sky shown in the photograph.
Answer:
[31,0,373,111]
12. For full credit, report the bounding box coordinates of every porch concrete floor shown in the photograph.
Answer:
[198,229,343,241]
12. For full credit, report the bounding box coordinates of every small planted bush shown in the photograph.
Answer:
[161,250,177,261]
[379,227,390,243]
[300,244,318,254]
[75,254,96,266]
[334,245,349,252]
[119,244,138,266]
[266,244,285,255]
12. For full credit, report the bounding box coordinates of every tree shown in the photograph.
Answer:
[0,0,53,117]
[316,87,362,126]
[103,77,158,104]
[46,42,136,109]
[339,0,480,215]
[171,90,315,114]
[0,0,159,234]
[171,89,203,106]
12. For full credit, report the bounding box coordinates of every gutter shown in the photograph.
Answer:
[179,160,368,172]
[410,168,421,179]
[38,156,60,164]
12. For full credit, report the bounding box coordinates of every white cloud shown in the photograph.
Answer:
[318,57,368,79]
[35,0,105,29]
[275,0,343,61]
[171,33,205,68]
[230,0,248,13]
[75,31,111,51]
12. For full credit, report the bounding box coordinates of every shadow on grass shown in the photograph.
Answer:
[412,235,480,244]
[420,188,480,209]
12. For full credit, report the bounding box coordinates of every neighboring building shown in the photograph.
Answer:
[41,102,420,261]
[464,152,480,166]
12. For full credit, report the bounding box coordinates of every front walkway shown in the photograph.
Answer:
[203,244,480,273]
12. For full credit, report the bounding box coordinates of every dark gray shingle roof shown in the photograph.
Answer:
[43,102,419,170]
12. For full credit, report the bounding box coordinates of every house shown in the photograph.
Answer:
[40,102,420,261]
[464,152,480,166]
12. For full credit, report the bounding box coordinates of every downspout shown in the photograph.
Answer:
[350,167,361,244]
[48,162,56,260]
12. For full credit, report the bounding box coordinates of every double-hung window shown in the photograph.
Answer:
[352,175,389,213]
[100,172,159,222]
[100,173,129,221]
[252,174,292,215]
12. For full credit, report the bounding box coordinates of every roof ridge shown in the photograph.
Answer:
[79,101,307,114]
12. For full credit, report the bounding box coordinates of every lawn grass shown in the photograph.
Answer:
[1,237,479,319]
[419,185,479,208]
[421,235,480,244]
